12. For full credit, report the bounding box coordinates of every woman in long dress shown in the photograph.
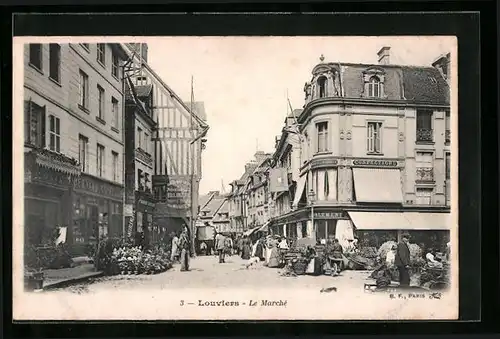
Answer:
[267,239,280,268]
[179,229,190,272]
[241,236,251,260]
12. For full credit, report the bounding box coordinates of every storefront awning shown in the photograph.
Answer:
[348,211,451,230]
[258,221,270,232]
[243,226,260,236]
[352,168,403,203]
[292,174,307,208]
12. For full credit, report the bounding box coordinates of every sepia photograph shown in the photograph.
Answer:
[13,35,458,320]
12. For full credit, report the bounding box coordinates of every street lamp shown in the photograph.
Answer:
[308,189,315,239]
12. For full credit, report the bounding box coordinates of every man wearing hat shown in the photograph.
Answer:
[395,233,411,287]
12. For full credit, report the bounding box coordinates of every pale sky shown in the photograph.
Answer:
[145,36,455,195]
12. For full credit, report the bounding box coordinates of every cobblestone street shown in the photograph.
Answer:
[49,255,371,293]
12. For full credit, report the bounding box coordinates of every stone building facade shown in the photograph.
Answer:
[269,47,451,250]
[24,43,128,254]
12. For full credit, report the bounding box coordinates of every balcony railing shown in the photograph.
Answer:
[445,130,451,143]
[416,168,434,182]
[416,128,433,143]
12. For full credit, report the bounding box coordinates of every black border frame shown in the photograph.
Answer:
[2,2,497,336]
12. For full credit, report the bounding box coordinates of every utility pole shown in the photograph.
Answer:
[189,76,196,257]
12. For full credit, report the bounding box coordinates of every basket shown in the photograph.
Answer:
[292,259,309,275]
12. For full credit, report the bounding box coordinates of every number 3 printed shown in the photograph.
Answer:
[180,300,184,306]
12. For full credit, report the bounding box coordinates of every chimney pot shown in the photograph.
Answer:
[377,46,391,65]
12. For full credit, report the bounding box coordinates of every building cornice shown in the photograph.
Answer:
[298,97,450,125]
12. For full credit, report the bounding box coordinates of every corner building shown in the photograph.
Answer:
[271,48,451,250]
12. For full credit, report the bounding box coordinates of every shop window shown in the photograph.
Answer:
[112,151,119,182]
[301,221,308,238]
[316,122,329,153]
[97,143,105,177]
[367,121,382,154]
[49,44,61,83]
[97,43,106,65]
[48,114,60,153]
[24,101,46,148]
[367,76,381,98]
[78,70,89,109]
[29,44,43,71]
[416,109,433,143]
[78,134,88,172]
[415,187,433,205]
[112,52,119,78]
[97,85,105,121]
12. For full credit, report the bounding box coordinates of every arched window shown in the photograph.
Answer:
[317,76,327,98]
[368,76,381,98]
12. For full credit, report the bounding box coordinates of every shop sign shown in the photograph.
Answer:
[314,211,346,219]
[352,159,398,167]
[74,175,123,200]
[166,176,192,211]
[311,158,339,169]
[124,204,134,217]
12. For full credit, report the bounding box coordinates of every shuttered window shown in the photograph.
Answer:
[367,121,382,154]
[24,100,46,148]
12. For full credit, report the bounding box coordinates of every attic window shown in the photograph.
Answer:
[317,76,327,98]
[368,76,381,98]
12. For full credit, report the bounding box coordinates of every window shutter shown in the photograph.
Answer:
[24,100,32,144]
[40,106,46,148]
[367,123,373,152]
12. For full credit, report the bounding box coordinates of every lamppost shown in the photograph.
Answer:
[308,189,315,239]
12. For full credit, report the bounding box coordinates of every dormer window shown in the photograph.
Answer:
[362,67,386,99]
[317,76,327,98]
[368,76,381,98]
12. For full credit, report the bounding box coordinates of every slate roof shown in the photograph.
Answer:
[201,194,226,218]
[309,61,450,106]
[198,192,216,211]
[400,66,449,105]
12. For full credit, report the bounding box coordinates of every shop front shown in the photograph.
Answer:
[72,173,124,255]
[347,210,451,252]
[24,148,80,248]
[135,191,156,244]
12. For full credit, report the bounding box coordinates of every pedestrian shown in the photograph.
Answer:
[200,241,208,256]
[224,235,233,257]
[215,232,226,263]
[179,229,190,271]
[170,232,179,263]
[241,235,251,260]
[395,233,411,287]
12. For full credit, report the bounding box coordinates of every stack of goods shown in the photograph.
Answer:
[419,262,451,290]
[111,246,173,275]
[345,246,378,270]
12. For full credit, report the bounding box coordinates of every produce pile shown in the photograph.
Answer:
[112,246,173,275]
[419,262,451,290]
[377,241,398,261]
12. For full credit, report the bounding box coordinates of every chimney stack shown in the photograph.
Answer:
[377,46,391,65]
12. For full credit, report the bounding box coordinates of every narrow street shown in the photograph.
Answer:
[21,255,454,320]
[48,255,370,292]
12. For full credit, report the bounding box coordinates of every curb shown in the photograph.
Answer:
[43,271,104,290]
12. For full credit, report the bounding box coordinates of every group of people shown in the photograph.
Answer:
[378,233,451,288]
[169,226,191,272]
